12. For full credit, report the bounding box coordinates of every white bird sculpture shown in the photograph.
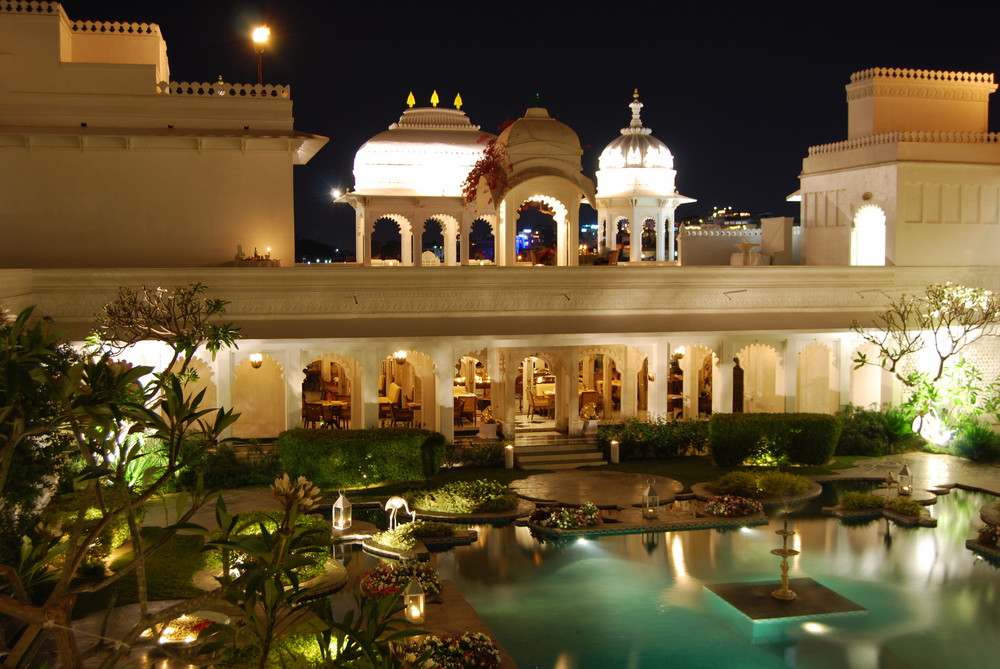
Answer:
[385,495,415,530]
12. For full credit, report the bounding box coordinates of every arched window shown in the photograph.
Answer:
[851,204,886,266]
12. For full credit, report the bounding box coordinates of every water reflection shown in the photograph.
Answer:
[337,489,999,669]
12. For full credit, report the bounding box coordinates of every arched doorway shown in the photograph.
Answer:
[796,342,838,414]
[671,345,717,418]
[517,200,558,265]
[736,343,781,413]
[578,353,621,420]
[421,218,444,265]
[637,357,650,420]
[615,218,631,261]
[372,217,403,263]
[232,354,285,438]
[377,350,436,430]
[453,355,491,429]
[518,355,556,426]
[302,356,355,429]
[640,218,656,260]
[470,218,495,263]
[851,204,886,266]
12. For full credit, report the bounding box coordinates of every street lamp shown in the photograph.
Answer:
[252,25,270,85]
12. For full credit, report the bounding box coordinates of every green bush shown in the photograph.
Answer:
[708,413,841,467]
[597,416,709,460]
[278,428,446,488]
[447,442,505,468]
[887,497,924,517]
[49,487,144,569]
[839,491,885,510]
[203,510,329,580]
[177,443,281,491]
[411,479,518,514]
[952,421,1000,463]
[836,405,891,456]
[706,471,759,497]
[757,471,812,497]
[372,520,456,551]
[881,406,916,446]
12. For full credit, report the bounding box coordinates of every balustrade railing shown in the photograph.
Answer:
[850,67,994,85]
[0,1,59,15]
[156,81,290,99]
[809,131,1000,156]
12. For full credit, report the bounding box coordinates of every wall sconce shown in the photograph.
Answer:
[249,353,263,369]
[643,479,660,519]
[332,491,352,531]
[404,578,425,624]
[393,350,407,366]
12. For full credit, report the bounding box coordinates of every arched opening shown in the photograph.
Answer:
[637,356,650,420]
[421,218,444,265]
[232,354,285,439]
[302,357,354,429]
[851,204,886,266]
[516,200,558,265]
[671,346,716,418]
[517,355,556,427]
[578,353,621,420]
[372,217,403,263]
[453,355,491,429]
[615,218,631,261]
[640,218,656,261]
[736,343,781,413]
[796,342,838,414]
[377,351,434,429]
[470,218,495,263]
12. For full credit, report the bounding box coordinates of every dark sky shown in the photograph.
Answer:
[61,1,1000,251]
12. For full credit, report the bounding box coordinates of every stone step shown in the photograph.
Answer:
[516,442,601,454]
[516,450,607,470]
[519,460,608,470]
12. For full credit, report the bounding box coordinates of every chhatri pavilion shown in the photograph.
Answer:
[2,3,1000,445]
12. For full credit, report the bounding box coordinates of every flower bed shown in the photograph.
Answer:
[703,495,763,517]
[530,501,600,529]
[397,632,501,668]
[360,560,442,598]
[978,524,1000,546]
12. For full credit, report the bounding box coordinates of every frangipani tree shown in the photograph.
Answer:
[852,283,1000,444]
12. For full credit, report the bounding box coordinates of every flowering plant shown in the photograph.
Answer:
[978,524,1000,545]
[461,134,510,204]
[361,560,442,598]
[534,501,600,529]
[704,495,763,517]
[396,632,501,668]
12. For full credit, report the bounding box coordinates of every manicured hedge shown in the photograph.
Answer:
[708,413,841,467]
[278,428,446,488]
[596,417,709,460]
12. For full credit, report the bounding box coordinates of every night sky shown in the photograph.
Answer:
[60,1,1000,252]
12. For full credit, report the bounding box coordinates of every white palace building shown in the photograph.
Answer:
[3,2,1000,444]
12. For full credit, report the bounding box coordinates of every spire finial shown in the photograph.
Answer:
[633,87,640,101]
[621,90,652,136]
[430,90,440,107]
[406,91,415,108]
[454,92,463,110]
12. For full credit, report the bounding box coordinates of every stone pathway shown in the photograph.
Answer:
[832,451,1000,494]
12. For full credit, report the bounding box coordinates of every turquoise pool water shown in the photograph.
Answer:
[350,489,1000,668]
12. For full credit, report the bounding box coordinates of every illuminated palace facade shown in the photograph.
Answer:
[3,3,1000,444]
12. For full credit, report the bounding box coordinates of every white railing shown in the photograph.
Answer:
[156,81,290,99]
[809,131,1000,156]
[850,67,994,85]
[680,228,762,238]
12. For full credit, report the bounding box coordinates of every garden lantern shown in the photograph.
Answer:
[404,578,425,624]
[505,444,515,469]
[332,491,352,530]
[643,480,659,519]
[610,439,620,464]
[898,465,912,495]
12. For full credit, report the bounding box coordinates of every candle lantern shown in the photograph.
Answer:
[504,444,515,469]
[643,480,660,519]
[610,439,620,464]
[332,491,352,530]
[404,578,425,624]
[897,464,912,495]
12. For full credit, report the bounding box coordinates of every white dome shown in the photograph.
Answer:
[596,93,679,198]
[353,106,491,196]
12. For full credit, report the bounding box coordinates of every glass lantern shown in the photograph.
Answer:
[897,465,912,495]
[332,491,352,531]
[643,480,659,519]
[404,578,425,624]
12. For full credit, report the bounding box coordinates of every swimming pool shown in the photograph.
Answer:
[352,488,1000,668]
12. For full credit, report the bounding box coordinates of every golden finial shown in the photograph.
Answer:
[454,92,463,110]
[430,90,440,107]
[406,91,415,108]
[633,88,640,100]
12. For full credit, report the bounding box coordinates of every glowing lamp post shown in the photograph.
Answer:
[404,578,425,624]
[332,491,352,531]
[610,439,620,464]
[252,26,270,85]
[504,443,514,469]
[642,480,659,519]
[898,464,912,496]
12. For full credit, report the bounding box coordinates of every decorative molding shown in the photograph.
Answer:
[156,81,290,99]
[850,67,994,86]
[808,131,1000,156]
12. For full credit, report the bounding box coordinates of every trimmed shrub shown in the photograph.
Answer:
[708,413,841,467]
[411,480,518,514]
[446,442,505,468]
[952,421,1000,463]
[372,520,456,551]
[757,471,812,497]
[177,443,281,491]
[706,471,759,497]
[887,497,924,517]
[597,416,709,460]
[836,405,891,456]
[203,510,330,580]
[839,491,885,510]
[278,428,446,488]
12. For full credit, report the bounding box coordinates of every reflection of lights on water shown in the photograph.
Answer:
[670,534,689,583]
[740,526,753,533]
[802,621,832,635]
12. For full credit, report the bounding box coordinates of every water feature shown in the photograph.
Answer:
[341,488,999,668]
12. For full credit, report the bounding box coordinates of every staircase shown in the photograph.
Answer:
[513,431,607,470]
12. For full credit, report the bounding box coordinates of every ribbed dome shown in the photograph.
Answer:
[494,107,583,171]
[353,106,491,196]
[598,94,674,170]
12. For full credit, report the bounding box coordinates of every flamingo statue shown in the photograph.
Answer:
[385,496,415,529]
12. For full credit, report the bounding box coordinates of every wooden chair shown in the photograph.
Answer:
[528,393,551,419]
[322,403,344,429]
[460,396,477,425]
[303,403,324,429]
[390,402,414,427]
[454,397,466,426]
